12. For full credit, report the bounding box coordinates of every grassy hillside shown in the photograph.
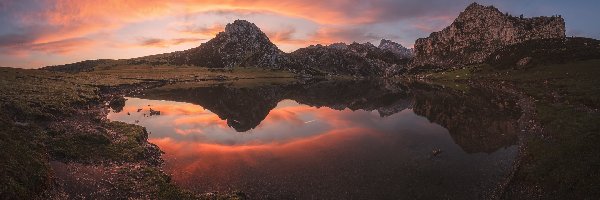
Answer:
[424,59,600,199]
[0,67,256,199]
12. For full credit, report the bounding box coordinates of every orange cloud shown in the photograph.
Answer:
[29,0,384,45]
[265,27,312,45]
[410,15,455,33]
[262,108,305,125]
[1,37,97,55]
[150,127,381,180]
[4,0,468,67]
[174,128,205,135]
[122,103,208,116]
[179,23,226,36]
[173,115,229,128]
[138,37,203,48]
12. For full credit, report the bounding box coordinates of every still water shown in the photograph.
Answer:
[108,80,520,199]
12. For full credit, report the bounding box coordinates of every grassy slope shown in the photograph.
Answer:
[425,60,600,199]
[0,67,264,199]
[495,60,600,199]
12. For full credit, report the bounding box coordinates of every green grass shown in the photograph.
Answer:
[496,60,600,199]
[419,65,489,92]
[489,60,600,108]
[0,118,50,199]
[0,66,264,199]
[0,67,99,120]
[47,121,152,163]
[423,66,475,80]
[78,65,297,86]
[515,103,600,199]
[425,59,600,199]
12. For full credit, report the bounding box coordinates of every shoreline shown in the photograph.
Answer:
[1,62,597,199]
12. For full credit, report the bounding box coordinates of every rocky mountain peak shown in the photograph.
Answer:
[378,39,414,58]
[410,2,565,70]
[168,19,284,69]
[456,3,504,23]
[464,2,486,11]
[327,43,348,50]
[223,20,266,38]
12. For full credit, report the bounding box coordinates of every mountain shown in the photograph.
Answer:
[378,39,414,59]
[167,20,286,69]
[43,20,410,77]
[44,3,590,77]
[410,2,565,70]
[286,42,410,77]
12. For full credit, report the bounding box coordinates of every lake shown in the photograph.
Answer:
[107,80,521,199]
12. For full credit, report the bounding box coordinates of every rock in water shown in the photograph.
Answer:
[410,2,565,70]
[109,96,127,113]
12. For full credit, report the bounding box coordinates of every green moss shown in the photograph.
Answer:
[111,166,200,199]
[0,66,268,198]
[427,67,473,80]
[0,119,50,199]
[48,121,151,163]
[482,59,600,108]
[437,59,600,198]
[421,59,600,198]
[517,103,600,199]
[0,67,99,120]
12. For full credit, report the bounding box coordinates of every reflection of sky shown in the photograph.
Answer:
[108,98,443,145]
[108,97,517,199]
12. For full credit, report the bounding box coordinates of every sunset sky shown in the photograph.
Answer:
[1,0,598,68]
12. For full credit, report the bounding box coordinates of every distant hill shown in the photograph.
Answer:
[43,20,411,77]
[285,42,411,77]
[43,3,600,76]
[166,20,286,69]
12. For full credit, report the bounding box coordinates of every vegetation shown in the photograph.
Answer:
[0,66,274,199]
[424,59,600,199]
[1,42,598,198]
[486,37,600,69]
[0,118,49,199]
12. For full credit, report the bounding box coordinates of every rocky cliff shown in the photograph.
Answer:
[168,20,286,69]
[378,39,414,59]
[286,41,409,77]
[410,2,565,70]
[43,20,410,77]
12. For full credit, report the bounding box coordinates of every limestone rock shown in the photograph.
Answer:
[168,20,286,69]
[410,2,565,70]
[285,41,409,77]
[378,39,414,59]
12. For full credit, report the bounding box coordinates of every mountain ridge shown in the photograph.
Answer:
[410,2,566,70]
[43,2,600,76]
[42,20,412,77]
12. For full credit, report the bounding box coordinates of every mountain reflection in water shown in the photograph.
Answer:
[108,80,522,199]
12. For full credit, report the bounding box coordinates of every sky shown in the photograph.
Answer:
[1,0,598,68]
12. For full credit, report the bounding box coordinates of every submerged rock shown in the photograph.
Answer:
[109,96,127,113]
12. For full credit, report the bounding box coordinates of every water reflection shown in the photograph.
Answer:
[108,80,521,199]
